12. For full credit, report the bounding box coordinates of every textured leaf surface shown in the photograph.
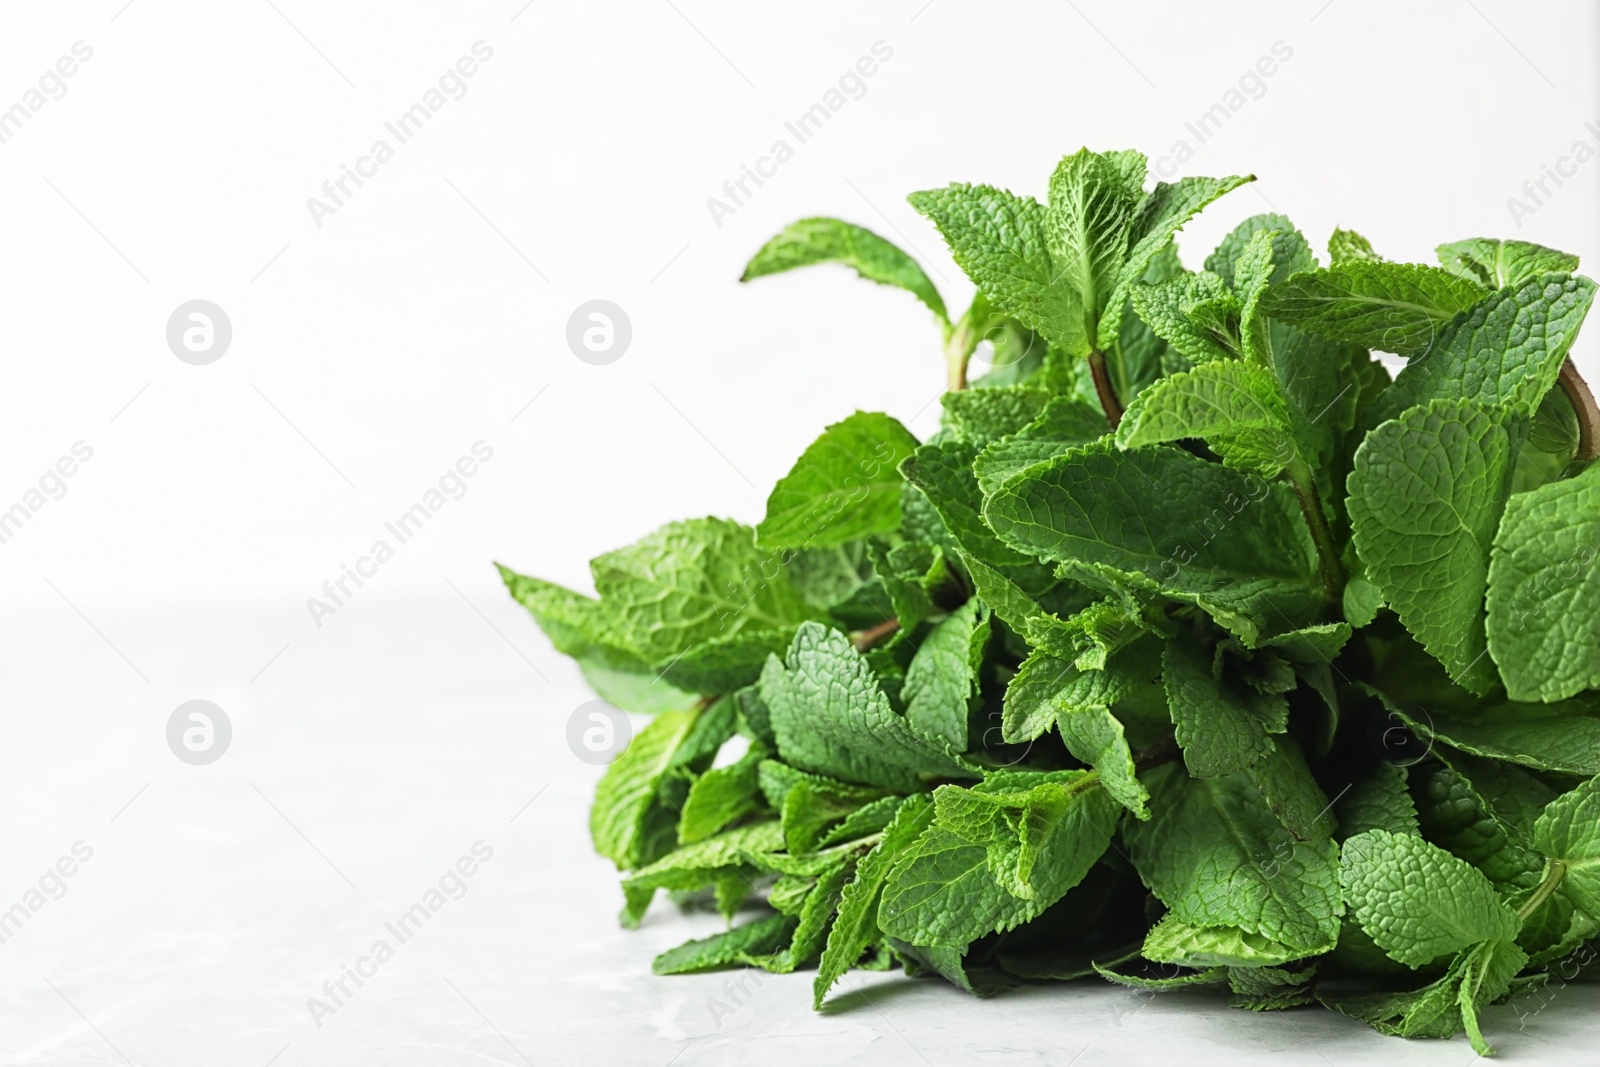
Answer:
[1117,358,1305,475]
[1437,237,1580,288]
[985,439,1323,641]
[1162,630,1284,777]
[1340,829,1519,967]
[759,622,975,792]
[1257,262,1485,356]
[757,412,921,549]
[1124,764,1341,952]
[1486,463,1600,701]
[591,708,699,868]
[814,795,933,1007]
[592,518,813,663]
[1376,273,1596,421]
[1347,399,1516,694]
[879,772,1116,946]
[741,216,947,321]
[909,183,1081,346]
[902,599,989,749]
[1533,776,1600,915]
[652,914,793,974]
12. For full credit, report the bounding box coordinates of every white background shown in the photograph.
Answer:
[0,1,1597,1063]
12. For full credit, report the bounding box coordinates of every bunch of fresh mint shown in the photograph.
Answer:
[500,148,1600,1054]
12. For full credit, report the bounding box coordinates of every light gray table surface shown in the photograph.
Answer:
[1,600,1594,1065]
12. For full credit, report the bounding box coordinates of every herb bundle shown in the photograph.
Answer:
[501,148,1600,1054]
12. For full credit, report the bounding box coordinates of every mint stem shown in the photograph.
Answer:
[1288,465,1344,600]
[853,617,901,651]
[1518,859,1567,921]
[1559,359,1600,463]
[1088,350,1123,427]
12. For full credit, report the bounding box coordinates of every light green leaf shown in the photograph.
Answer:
[1486,463,1600,702]
[591,707,699,869]
[1375,273,1596,422]
[1396,698,1600,776]
[1339,828,1519,967]
[679,742,769,844]
[1130,271,1240,366]
[1347,399,1518,694]
[972,396,1110,497]
[879,771,1116,946]
[814,795,934,1007]
[903,599,989,749]
[984,438,1324,643]
[1534,776,1600,915]
[757,412,921,550]
[759,622,976,792]
[592,517,813,664]
[1046,148,1145,348]
[1328,227,1381,264]
[940,385,1052,448]
[741,217,947,322]
[652,913,793,974]
[1206,214,1314,288]
[909,183,1082,347]
[1097,172,1255,349]
[1162,629,1285,777]
[1436,237,1580,288]
[1116,358,1307,476]
[1142,915,1309,968]
[1257,261,1486,356]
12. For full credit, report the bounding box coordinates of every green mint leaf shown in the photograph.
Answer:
[1533,775,1600,916]
[972,396,1110,497]
[655,628,797,693]
[591,707,700,869]
[908,183,1081,347]
[903,599,989,749]
[984,438,1324,643]
[1375,273,1597,422]
[1045,148,1145,348]
[1436,237,1580,288]
[1162,629,1285,777]
[1116,358,1308,477]
[621,820,784,923]
[1328,227,1381,264]
[1256,261,1487,356]
[878,770,1117,946]
[741,858,855,973]
[1335,764,1419,841]
[757,412,921,550]
[940,385,1052,447]
[1246,736,1335,842]
[1057,705,1150,819]
[1339,828,1519,967]
[759,622,976,791]
[1001,638,1160,745]
[1348,399,1519,694]
[652,913,793,974]
[1130,271,1241,366]
[1141,915,1308,968]
[679,742,769,845]
[1402,698,1600,776]
[1486,463,1600,701]
[901,439,1058,590]
[592,517,813,664]
[1206,214,1314,288]
[814,794,935,1007]
[741,217,948,323]
[1124,763,1340,953]
[1097,172,1255,350]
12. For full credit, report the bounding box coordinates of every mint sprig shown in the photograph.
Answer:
[501,147,1600,1056]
